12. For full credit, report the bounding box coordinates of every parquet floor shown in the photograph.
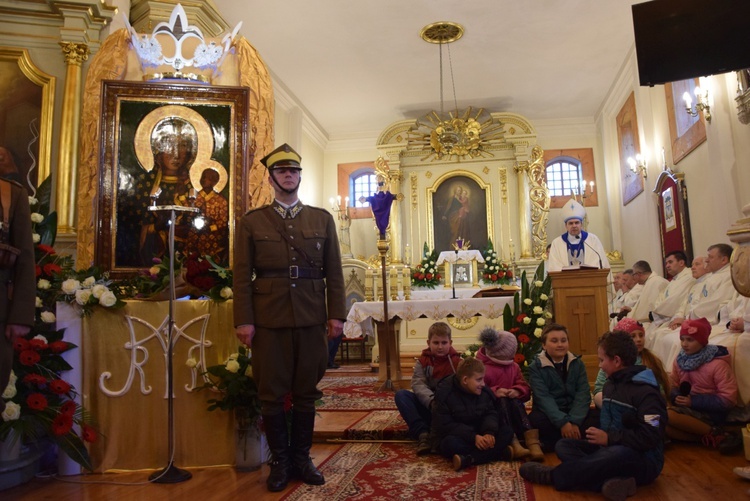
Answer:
[4,364,750,500]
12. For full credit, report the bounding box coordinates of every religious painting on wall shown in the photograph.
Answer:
[0,48,55,193]
[96,81,250,277]
[428,173,491,253]
[665,78,706,164]
[654,169,693,276]
[616,91,643,206]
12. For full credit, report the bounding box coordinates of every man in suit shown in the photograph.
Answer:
[234,143,346,492]
[0,178,36,416]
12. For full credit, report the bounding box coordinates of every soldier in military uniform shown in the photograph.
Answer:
[0,178,36,416]
[234,143,346,492]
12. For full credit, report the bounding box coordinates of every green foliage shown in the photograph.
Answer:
[501,261,553,376]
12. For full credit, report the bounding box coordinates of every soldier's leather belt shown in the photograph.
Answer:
[255,266,325,279]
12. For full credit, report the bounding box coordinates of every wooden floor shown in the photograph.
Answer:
[4,364,750,500]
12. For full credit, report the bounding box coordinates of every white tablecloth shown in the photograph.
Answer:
[436,250,485,265]
[344,296,513,338]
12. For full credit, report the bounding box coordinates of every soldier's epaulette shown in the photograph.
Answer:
[244,203,272,216]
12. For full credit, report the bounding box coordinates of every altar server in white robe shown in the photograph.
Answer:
[647,251,695,328]
[708,292,750,404]
[624,261,668,324]
[650,244,736,369]
[547,198,610,272]
[611,270,642,326]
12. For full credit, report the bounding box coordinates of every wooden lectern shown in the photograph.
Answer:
[548,268,610,384]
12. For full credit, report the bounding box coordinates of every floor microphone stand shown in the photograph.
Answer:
[147,204,198,484]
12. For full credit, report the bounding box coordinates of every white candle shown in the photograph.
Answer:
[683,91,692,107]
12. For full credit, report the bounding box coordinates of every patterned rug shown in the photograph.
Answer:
[318,377,398,411]
[281,442,535,501]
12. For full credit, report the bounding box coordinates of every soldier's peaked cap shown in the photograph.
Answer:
[261,143,302,170]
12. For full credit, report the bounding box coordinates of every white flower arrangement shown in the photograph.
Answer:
[220,287,233,299]
[40,311,56,323]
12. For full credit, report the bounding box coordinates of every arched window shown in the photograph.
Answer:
[350,169,378,208]
[542,148,598,208]
[545,156,583,197]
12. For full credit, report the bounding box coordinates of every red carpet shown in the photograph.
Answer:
[281,442,535,501]
[318,377,398,411]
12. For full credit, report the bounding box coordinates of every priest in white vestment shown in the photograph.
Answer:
[650,244,736,369]
[547,198,610,272]
[648,251,695,327]
[626,260,668,324]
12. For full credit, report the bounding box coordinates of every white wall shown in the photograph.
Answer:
[597,47,750,270]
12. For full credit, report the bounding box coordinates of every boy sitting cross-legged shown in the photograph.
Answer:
[520,330,667,501]
[433,357,514,471]
[395,321,461,455]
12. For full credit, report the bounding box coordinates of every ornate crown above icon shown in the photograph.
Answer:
[453,237,471,251]
[124,3,242,84]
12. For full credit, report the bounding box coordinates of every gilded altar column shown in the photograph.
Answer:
[56,42,90,234]
[514,161,533,259]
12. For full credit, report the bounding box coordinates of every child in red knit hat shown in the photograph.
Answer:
[667,317,739,449]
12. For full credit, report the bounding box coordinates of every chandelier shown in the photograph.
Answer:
[407,22,504,161]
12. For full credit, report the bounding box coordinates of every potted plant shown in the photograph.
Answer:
[199,346,265,471]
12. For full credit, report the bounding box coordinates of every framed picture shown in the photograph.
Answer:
[665,79,707,164]
[654,169,693,276]
[428,172,491,253]
[0,47,55,192]
[446,261,476,288]
[616,92,643,205]
[96,81,249,277]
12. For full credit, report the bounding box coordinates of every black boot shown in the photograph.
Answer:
[290,410,325,485]
[262,413,291,492]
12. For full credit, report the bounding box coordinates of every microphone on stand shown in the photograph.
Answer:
[584,240,603,269]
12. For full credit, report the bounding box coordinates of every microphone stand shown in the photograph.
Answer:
[451,249,458,299]
[147,203,199,484]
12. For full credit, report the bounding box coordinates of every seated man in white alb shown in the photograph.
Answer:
[623,260,668,325]
[650,244,736,369]
[709,291,750,406]
[647,251,695,328]
[547,198,610,272]
[611,269,642,325]
[610,272,626,314]
[646,256,707,350]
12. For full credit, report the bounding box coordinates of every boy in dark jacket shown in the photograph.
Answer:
[433,357,514,471]
[520,330,667,501]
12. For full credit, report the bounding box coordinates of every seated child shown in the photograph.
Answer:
[594,318,670,407]
[476,326,544,461]
[433,357,514,471]
[395,321,461,455]
[667,317,738,447]
[527,323,596,450]
[521,330,667,500]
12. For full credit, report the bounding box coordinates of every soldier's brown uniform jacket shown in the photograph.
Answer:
[233,202,346,328]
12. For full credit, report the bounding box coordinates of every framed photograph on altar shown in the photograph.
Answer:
[665,79,707,164]
[96,81,250,277]
[428,172,491,253]
[444,260,478,288]
[654,169,693,276]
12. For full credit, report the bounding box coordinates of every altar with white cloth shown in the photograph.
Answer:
[345,296,514,380]
[58,300,240,472]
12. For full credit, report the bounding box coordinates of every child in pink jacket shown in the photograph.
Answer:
[477,327,543,461]
[667,317,738,449]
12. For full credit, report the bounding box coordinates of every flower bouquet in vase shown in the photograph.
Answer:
[411,242,441,289]
[481,239,514,286]
[199,346,265,471]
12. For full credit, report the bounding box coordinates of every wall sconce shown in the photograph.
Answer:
[627,153,648,179]
[683,80,712,123]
